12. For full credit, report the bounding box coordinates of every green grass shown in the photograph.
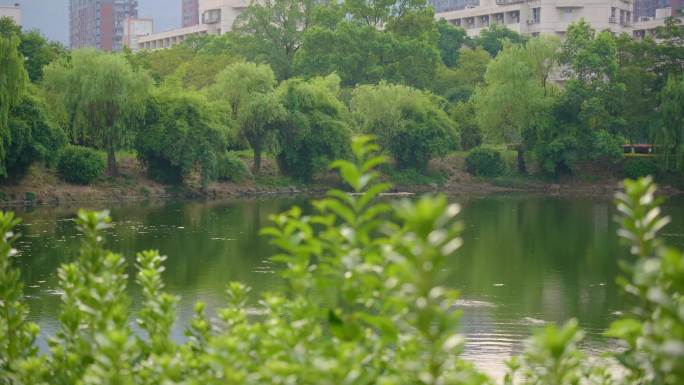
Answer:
[385,167,447,186]
[254,174,299,188]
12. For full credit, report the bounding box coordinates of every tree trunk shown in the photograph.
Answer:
[253,148,262,175]
[107,148,118,176]
[517,146,527,174]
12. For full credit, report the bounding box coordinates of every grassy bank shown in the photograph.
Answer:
[1,149,676,207]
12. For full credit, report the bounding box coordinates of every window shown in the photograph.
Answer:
[532,7,540,23]
[202,9,221,24]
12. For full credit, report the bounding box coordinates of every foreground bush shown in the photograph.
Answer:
[465,147,506,177]
[0,137,682,385]
[56,145,105,184]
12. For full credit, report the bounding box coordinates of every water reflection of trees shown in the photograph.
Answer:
[14,198,306,323]
[13,194,684,346]
[453,196,624,332]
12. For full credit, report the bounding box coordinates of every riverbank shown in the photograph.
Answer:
[0,152,679,207]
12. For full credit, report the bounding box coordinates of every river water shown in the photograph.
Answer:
[11,193,684,378]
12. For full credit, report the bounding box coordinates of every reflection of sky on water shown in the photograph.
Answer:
[12,194,684,380]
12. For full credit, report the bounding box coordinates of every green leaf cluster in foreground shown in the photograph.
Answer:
[0,137,683,385]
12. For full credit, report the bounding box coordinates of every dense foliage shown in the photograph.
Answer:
[0,138,682,385]
[2,5,684,186]
[275,74,352,180]
[6,91,67,180]
[0,31,28,178]
[217,151,251,182]
[623,156,659,180]
[210,62,284,173]
[42,49,151,175]
[57,145,105,185]
[136,92,230,187]
[352,83,458,171]
[465,147,506,177]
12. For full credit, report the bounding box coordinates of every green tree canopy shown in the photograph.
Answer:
[344,0,428,27]
[1,17,67,82]
[275,74,352,180]
[42,49,151,175]
[436,19,469,67]
[295,21,440,89]
[474,39,557,173]
[474,24,527,57]
[136,91,230,187]
[432,46,490,102]
[209,62,283,173]
[654,17,684,78]
[133,45,237,90]
[352,82,458,171]
[537,25,625,175]
[6,88,67,180]
[233,0,321,80]
[656,75,684,170]
[0,33,28,178]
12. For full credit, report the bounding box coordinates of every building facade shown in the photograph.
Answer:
[0,3,21,26]
[633,0,682,20]
[123,17,153,51]
[138,0,246,50]
[183,0,200,27]
[69,0,139,51]
[430,0,481,13]
[634,0,669,19]
[632,6,679,37]
[435,0,634,38]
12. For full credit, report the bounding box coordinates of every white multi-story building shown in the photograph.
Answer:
[0,2,21,26]
[138,0,246,50]
[632,6,676,38]
[435,0,634,38]
[123,18,154,51]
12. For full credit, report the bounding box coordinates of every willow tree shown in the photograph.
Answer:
[657,75,684,170]
[210,62,283,173]
[474,37,558,173]
[42,49,151,175]
[0,34,28,177]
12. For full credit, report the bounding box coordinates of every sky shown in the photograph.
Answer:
[1,0,181,45]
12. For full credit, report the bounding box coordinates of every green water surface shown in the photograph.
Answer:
[12,194,684,377]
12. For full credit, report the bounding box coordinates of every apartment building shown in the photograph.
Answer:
[70,0,139,51]
[0,3,21,26]
[430,0,481,13]
[138,0,246,50]
[183,0,200,27]
[632,6,680,38]
[123,17,153,51]
[435,0,634,38]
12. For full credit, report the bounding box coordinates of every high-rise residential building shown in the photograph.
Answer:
[69,0,139,51]
[0,3,21,26]
[183,0,200,27]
